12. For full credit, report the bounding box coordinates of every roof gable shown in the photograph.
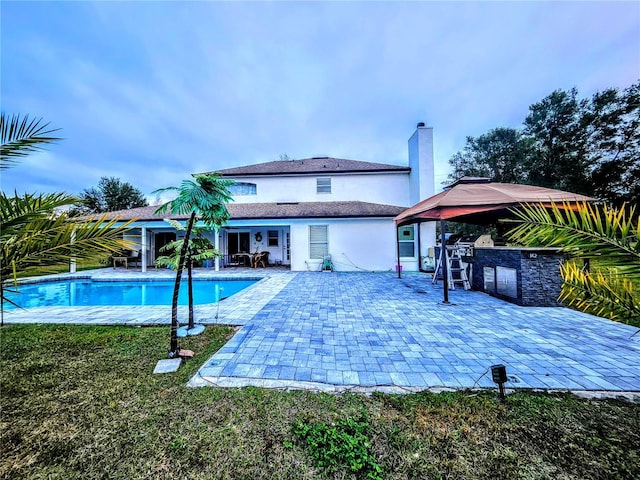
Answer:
[100,201,405,222]
[207,157,410,177]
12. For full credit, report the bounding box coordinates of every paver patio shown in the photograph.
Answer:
[191,272,640,394]
[6,269,640,394]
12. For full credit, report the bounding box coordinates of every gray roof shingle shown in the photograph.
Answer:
[206,157,410,177]
[100,201,406,221]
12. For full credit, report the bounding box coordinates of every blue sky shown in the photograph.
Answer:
[2,1,639,202]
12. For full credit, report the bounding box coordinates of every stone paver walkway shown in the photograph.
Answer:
[6,269,640,395]
[191,272,640,394]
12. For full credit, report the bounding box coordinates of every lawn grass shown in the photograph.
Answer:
[1,324,639,479]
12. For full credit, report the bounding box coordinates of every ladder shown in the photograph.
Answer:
[432,246,471,290]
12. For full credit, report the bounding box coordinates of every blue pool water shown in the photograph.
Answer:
[4,279,256,309]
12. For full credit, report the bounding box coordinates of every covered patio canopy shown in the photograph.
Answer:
[395,177,594,226]
[394,177,594,303]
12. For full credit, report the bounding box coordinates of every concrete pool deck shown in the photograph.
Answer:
[5,268,640,397]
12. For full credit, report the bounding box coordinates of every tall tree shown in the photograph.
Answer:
[584,81,640,205]
[153,174,233,357]
[1,113,134,323]
[73,176,148,214]
[523,87,593,195]
[448,128,534,185]
[448,81,640,204]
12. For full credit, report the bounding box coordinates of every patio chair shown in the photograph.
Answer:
[253,251,269,268]
[127,250,142,268]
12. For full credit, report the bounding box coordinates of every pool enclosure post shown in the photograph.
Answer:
[141,227,148,272]
[440,219,449,304]
[69,228,77,273]
[214,228,220,272]
[396,225,401,279]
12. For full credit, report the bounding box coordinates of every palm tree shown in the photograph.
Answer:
[507,201,639,327]
[1,113,135,324]
[154,174,233,357]
[154,219,221,334]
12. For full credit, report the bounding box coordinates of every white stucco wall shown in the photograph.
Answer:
[288,218,405,272]
[419,222,437,269]
[228,172,410,206]
[108,127,438,275]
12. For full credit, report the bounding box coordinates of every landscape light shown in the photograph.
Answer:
[490,364,508,401]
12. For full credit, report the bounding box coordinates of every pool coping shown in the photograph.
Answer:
[3,268,297,327]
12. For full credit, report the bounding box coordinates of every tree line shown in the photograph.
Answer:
[71,176,148,215]
[448,80,639,206]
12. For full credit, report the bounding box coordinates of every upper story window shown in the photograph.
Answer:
[229,182,257,195]
[316,177,331,194]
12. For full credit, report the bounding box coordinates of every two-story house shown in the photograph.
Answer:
[103,123,436,272]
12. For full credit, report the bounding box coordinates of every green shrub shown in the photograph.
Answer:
[293,415,383,479]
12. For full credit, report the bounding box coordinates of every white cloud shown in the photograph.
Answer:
[1,1,638,197]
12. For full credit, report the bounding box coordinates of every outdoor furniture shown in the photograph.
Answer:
[129,250,142,268]
[232,252,252,267]
[113,250,141,269]
[252,251,269,268]
[112,256,129,269]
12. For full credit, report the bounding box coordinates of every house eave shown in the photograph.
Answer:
[217,168,411,178]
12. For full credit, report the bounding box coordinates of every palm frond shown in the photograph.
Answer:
[190,249,221,263]
[162,218,186,231]
[152,174,233,228]
[507,200,640,324]
[559,262,640,326]
[154,255,181,271]
[507,201,640,280]
[1,211,136,280]
[1,191,78,235]
[0,113,62,168]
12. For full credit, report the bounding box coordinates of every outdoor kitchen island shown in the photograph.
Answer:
[462,246,566,307]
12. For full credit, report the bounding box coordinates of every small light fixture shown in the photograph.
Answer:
[490,364,508,401]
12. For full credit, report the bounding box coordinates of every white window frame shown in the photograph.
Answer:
[316,177,331,194]
[267,230,279,247]
[309,225,328,259]
[398,225,416,258]
[229,182,257,195]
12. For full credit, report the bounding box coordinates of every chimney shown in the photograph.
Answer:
[408,122,437,255]
[408,122,434,205]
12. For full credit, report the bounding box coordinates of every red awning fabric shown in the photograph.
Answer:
[395,178,594,226]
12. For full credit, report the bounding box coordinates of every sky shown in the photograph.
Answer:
[2,1,639,203]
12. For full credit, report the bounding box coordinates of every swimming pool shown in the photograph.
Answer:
[3,279,257,309]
